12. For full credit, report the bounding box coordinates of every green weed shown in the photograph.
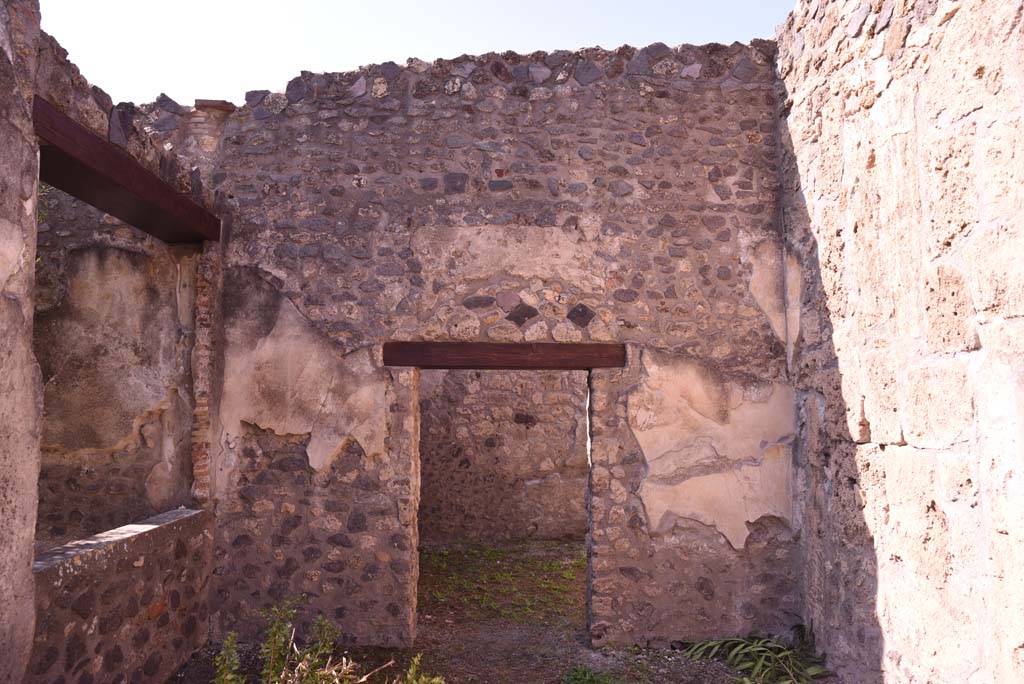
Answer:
[560,665,620,684]
[680,627,830,684]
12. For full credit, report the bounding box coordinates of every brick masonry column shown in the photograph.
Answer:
[190,243,221,506]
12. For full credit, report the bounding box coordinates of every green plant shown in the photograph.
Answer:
[213,599,447,684]
[400,655,445,684]
[214,632,245,684]
[680,627,829,684]
[560,665,620,684]
[260,599,301,684]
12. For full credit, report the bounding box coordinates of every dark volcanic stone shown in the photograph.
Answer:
[463,295,496,309]
[347,511,368,533]
[142,653,161,676]
[609,179,634,196]
[71,590,96,620]
[444,172,468,194]
[327,533,354,547]
[285,76,309,103]
[733,58,757,81]
[102,646,124,671]
[155,93,187,115]
[513,412,538,427]
[108,102,136,148]
[245,90,269,107]
[574,60,604,85]
[151,114,179,133]
[506,303,539,327]
[566,303,596,328]
[488,180,513,191]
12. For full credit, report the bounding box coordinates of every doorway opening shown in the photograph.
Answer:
[383,341,623,682]
[416,368,590,681]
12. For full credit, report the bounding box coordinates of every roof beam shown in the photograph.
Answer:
[33,96,219,243]
[382,342,626,370]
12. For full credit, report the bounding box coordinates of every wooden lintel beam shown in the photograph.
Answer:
[382,342,626,370]
[33,96,220,243]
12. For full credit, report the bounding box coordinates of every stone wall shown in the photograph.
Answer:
[33,187,200,550]
[588,347,800,646]
[418,369,589,544]
[0,1,43,680]
[25,509,212,684]
[183,39,797,646]
[776,0,1024,681]
[211,269,421,645]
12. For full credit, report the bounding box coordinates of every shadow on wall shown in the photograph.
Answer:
[776,84,883,682]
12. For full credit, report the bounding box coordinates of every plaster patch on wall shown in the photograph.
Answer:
[748,240,786,341]
[33,230,198,547]
[630,350,796,477]
[749,238,802,368]
[640,445,793,548]
[629,349,796,548]
[220,273,387,470]
[35,246,184,453]
[0,217,25,285]
[784,250,802,369]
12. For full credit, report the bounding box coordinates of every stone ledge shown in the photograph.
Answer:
[33,508,208,571]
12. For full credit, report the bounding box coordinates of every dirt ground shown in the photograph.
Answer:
[174,540,738,684]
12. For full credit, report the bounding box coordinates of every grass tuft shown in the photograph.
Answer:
[680,626,830,684]
[560,665,621,684]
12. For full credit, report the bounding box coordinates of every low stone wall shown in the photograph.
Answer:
[25,509,212,684]
[418,369,589,544]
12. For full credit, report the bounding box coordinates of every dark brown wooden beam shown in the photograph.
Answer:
[383,342,626,370]
[33,96,220,243]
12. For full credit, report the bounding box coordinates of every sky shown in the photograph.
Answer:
[39,0,796,106]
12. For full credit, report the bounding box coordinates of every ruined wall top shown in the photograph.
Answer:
[33,31,214,213]
[139,38,789,384]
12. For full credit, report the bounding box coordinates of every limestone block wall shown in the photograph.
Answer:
[0,1,43,680]
[25,509,213,684]
[418,369,589,544]
[33,187,200,550]
[185,39,799,646]
[776,0,1024,681]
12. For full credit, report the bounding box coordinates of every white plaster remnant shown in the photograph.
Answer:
[220,292,388,471]
[629,349,796,548]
